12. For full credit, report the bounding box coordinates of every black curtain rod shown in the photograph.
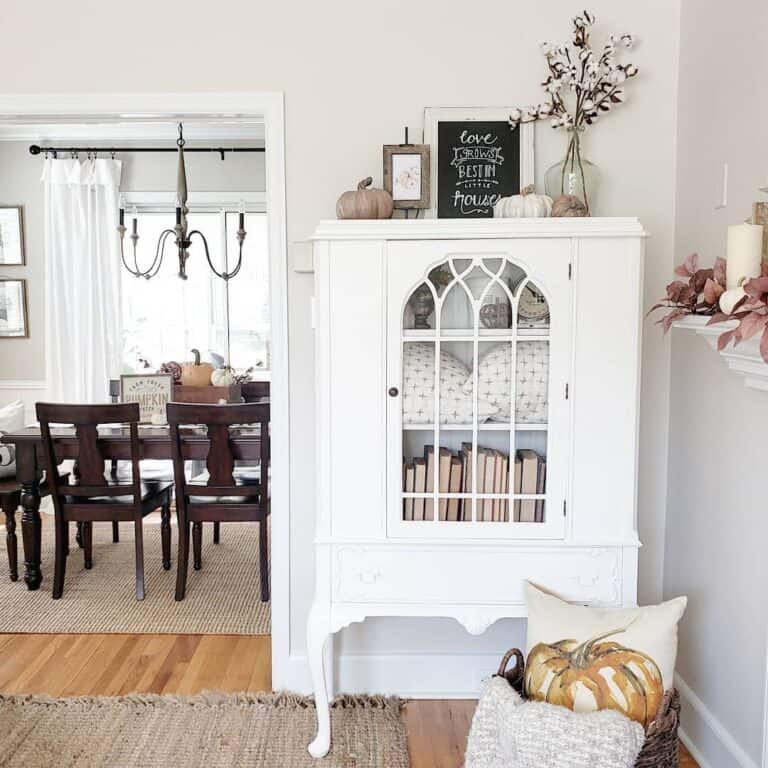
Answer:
[29,144,264,158]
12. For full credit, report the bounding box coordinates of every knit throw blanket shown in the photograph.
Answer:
[465,678,645,768]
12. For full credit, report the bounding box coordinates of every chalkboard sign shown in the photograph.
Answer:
[436,121,520,218]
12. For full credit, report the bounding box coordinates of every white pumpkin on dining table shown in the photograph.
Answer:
[211,367,236,387]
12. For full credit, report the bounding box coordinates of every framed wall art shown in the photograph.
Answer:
[383,142,430,210]
[120,373,174,424]
[0,278,28,338]
[423,107,534,219]
[0,207,25,266]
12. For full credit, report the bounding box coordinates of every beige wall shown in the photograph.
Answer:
[0,143,45,378]
[0,0,680,673]
[0,140,264,380]
[665,0,768,763]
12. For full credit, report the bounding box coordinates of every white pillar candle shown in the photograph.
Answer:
[726,222,764,289]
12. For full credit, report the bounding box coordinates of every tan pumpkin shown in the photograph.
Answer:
[551,194,588,218]
[180,348,214,387]
[493,185,553,218]
[336,177,394,220]
[525,628,664,727]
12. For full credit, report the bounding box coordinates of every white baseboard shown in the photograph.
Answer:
[679,727,714,768]
[278,651,498,699]
[675,672,759,768]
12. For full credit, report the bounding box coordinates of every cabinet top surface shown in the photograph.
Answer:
[312,217,647,241]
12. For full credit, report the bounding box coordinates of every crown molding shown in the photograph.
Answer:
[0,120,264,143]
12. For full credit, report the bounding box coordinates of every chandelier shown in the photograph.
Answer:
[117,123,246,281]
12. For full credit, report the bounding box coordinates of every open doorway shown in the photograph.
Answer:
[0,93,289,689]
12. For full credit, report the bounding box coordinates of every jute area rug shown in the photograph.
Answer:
[0,692,408,768]
[0,516,270,634]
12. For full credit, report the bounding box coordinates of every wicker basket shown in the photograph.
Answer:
[496,649,680,768]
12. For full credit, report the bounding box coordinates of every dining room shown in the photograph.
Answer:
[0,103,282,688]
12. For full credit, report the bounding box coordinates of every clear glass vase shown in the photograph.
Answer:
[544,131,600,215]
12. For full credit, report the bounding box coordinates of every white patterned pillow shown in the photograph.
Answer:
[465,342,549,424]
[402,343,497,425]
[0,400,24,478]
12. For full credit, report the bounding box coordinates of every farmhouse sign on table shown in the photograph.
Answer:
[423,107,534,219]
[120,374,173,423]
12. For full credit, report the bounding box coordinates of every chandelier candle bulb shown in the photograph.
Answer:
[727,222,764,288]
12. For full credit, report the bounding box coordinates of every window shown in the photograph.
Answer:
[121,208,269,373]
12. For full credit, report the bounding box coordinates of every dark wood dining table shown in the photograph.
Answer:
[0,424,264,591]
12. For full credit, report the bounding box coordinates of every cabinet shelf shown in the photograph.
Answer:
[403,328,550,341]
[402,423,548,431]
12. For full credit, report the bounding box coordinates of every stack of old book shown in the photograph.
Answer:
[402,445,546,522]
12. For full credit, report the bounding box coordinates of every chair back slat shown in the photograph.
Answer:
[166,401,269,504]
[206,424,236,486]
[35,402,143,506]
[74,424,108,486]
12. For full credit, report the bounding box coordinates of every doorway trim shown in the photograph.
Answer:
[0,92,290,686]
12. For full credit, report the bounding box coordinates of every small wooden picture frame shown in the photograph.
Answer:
[0,278,28,338]
[383,144,430,210]
[0,206,25,266]
[120,373,174,424]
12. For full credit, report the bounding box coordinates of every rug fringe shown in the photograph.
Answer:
[0,690,403,711]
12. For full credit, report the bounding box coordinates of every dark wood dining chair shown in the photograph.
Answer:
[167,401,270,602]
[36,402,173,600]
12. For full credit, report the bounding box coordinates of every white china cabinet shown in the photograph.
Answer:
[307,218,646,757]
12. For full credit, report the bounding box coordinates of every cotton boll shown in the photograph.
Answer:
[720,286,747,315]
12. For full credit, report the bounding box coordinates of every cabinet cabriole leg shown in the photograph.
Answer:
[307,602,332,758]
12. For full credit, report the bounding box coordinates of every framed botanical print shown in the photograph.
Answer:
[383,144,430,210]
[0,279,28,338]
[0,207,25,265]
[423,107,535,219]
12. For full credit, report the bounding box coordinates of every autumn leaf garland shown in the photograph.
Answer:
[650,253,768,362]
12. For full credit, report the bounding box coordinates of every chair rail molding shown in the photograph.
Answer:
[0,379,47,389]
[674,316,768,392]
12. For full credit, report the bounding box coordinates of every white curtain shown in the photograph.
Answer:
[42,158,123,403]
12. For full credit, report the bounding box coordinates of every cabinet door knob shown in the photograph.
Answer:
[388,387,399,397]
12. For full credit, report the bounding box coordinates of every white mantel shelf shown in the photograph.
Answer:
[674,315,768,392]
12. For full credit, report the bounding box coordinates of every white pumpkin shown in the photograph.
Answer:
[493,185,552,218]
[211,367,235,387]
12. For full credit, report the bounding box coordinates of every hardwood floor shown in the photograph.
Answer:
[0,633,697,767]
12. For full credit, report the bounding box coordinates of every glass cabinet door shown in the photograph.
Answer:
[387,239,571,540]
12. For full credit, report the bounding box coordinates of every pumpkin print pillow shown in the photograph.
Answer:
[523,582,687,728]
